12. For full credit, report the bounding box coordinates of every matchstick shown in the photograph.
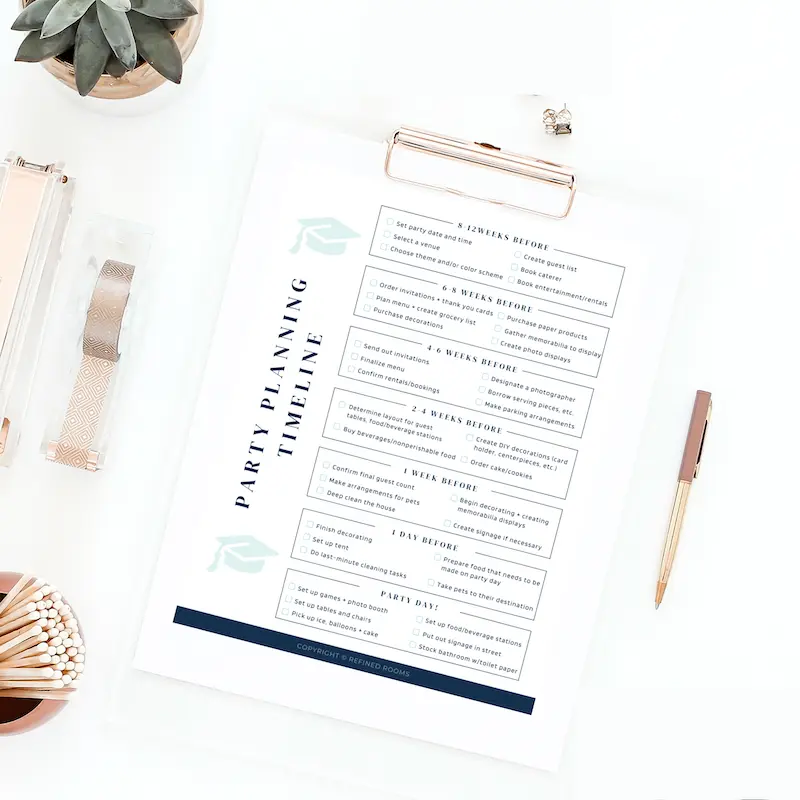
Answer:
[0,575,33,616]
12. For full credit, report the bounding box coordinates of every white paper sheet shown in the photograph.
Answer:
[134,120,686,771]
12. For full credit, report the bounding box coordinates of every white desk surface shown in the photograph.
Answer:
[2,1,799,798]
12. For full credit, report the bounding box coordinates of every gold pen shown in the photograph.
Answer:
[655,390,713,609]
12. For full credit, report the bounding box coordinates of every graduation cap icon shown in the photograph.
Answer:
[290,217,360,256]
[207,535,277,574]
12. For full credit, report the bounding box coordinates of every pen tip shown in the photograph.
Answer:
[655,581,667,608]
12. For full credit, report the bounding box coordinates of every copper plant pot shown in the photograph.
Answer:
[0,572,75,736]
[20,0,204,100]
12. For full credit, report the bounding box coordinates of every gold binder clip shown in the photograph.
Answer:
[543,105,572,136]
[385,126,576,219]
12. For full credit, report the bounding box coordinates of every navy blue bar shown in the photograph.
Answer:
[174,606,534,714]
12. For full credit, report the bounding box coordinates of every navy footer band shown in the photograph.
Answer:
[173,606,535,714]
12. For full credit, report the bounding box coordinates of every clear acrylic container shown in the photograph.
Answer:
[0,154,75,467]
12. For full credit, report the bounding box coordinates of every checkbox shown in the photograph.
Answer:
[481,373,489,380]
[416,615,423,623]
[461,455,468,463]
[479,386,486,393]
[434,554,441,561]
[289,582,296,590]
[491,337,498,344]
[451,494,458,502]
[384,231,391,238]
[511,264,518,271]
[413,628,420,636]
[444,519,451,527]
[409,641,416,648]
[281,608,289,616]
[354,340,362,347]
[475,399,483,406]
[370,279,377,286]
[303,533,310,540]
[366,292,374,299]
[514,251,522,258]
[320,473,328,481]
[300,546,307,554]
[285,595,293,603]
[339,401,346,407]
[333,423,341,430]
[306,520,314,527]
[498,313,505,320]
[508,276,515,284]
[427,579,435,586]
[316,487,324,495]
[363,304,371,312]
[347,366,355,372]
[387,218,394,225]
[323,461,330,469]
[466,434,474,441]
[351,353,359,359]
[494,325,501,332]
[380,244,388,251]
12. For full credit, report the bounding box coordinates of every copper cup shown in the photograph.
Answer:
[0,572,69,736]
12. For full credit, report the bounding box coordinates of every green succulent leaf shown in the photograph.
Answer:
[96,2,136,69]
[15,23,76,61]
[130,0,197,20]
[165,17,188,32]
[11,0,59,31]
[99,0,131,9]
[129,9,182,83]
[74,3,111,96]
[105,53,128,77]
[41,0,96,38]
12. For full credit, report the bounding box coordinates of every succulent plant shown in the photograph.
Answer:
[12,0,198,96]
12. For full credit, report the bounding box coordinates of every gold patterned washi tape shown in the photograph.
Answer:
[47,260,135,471]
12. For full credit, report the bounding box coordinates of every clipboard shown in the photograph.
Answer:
[111,113,689,784]
[385,126,576,219]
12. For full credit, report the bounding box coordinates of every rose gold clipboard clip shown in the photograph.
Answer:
[385,126,577,220]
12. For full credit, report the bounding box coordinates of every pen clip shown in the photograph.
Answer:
[693,401,712,478]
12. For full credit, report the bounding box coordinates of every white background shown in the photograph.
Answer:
[1,1,799,798]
